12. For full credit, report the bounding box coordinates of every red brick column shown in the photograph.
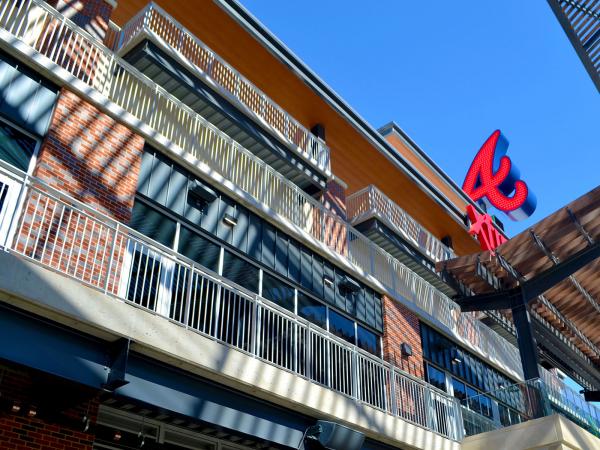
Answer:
[47,0,116,41]
[33,88,144,223]
[320,178,348,256]
[382,295,424,379]
[0,363,99,450]
[14,88,144,293]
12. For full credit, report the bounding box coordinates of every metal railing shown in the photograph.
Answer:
[0,0,524,381]
[0,162,462,441]
[114,2,330,175]
[460,374,600,438]
[347,185,456,263]
[541,369,600,435]
[460,405,498,436]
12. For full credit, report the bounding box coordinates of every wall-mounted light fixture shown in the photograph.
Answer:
[450,348,462,365]
[323,275,335,287]
[10,401,21,413]
[82,415,90,432]
[223,213,238,227]
[189,180,217,203]
[137,431,145,448]
[338,275,361,293]
[27,406,37,418]
[400,342,413,357]
[300,420,364,450]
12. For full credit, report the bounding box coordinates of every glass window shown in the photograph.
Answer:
[329,309,355,345]
[510,409,523,425]
[126,249,161,311]
[498,403,511,426]
[130,200,176,248]
[177,225,220,272]
[426,364,447,392]
[480,395,493,419]
[452,378,467,403]
[0,120,37,171]
[222,250,259,293]
[261,271,295,312]
[357,325,381,356]
[467,386,481,413]
[297,292,326,329]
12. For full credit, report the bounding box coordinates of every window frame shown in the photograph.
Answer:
[129,195,384,356]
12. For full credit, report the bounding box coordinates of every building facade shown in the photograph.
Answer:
[0,1,598,449]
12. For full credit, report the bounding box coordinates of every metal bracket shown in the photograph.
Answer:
[103,338,130,392]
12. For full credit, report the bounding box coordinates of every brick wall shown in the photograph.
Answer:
[48,0,115,41]
[33,88,144,223]
[0,363,99,450]
[320,178,348,256]
[381,295,424,379]
[11,88,145,296]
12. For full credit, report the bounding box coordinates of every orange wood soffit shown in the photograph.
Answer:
[111,1,480,255]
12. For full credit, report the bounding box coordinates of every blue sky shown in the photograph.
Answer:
[239,0,599,237]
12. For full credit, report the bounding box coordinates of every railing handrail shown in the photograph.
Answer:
[116,1,331,174]
[0,0,522,383]
[347,184,456,262]
[462,374,600,437]
[0,164,461,439]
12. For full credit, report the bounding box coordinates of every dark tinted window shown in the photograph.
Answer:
[498,404,511,426]
[357,325,380,355]
[298,293,326,329]
[0,180,7,212]
[178,226,220,272]
[329,309,355,345]
[467,386,481,413]
[262,272,295,312]
[421,323,518,406]
[130,201,176,248]
[222,250,259,293]
[0,121,36,171]
[480,395,493,419]
[452,378,467,403]
[426,364,446,392]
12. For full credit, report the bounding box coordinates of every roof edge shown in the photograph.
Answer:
[213,0,485,229]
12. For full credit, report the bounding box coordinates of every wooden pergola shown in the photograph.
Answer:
[438,186,600,388]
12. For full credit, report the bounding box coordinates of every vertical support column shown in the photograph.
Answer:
[381,295,425,379]
[511,301,541,381]
[319,176,348,256]
[511,298,545,420]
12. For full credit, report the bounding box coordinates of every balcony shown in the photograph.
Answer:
[0,161,462,442]
[113,2,331,179]
[460,374,600,439]
[0,0,522,382]
[347,185,456,296]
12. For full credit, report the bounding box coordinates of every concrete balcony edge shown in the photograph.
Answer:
[0,250,460,450]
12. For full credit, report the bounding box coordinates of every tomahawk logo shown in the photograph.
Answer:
[462,130,536,221]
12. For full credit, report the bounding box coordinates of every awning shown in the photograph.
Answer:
[438,185,600,376]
